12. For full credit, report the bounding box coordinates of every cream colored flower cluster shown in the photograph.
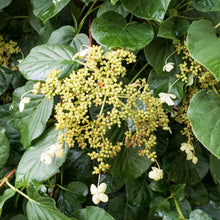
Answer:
[180,142,198,164]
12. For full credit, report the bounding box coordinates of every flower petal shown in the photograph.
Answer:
[99,193,109,203]
[19,102,25,112]
[92,194,100,205]
[90,184,97,195]
[98,183,107,193]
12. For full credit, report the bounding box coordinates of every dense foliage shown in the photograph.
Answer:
[0,0,220,219]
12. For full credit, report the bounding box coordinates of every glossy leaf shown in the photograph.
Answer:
[170,184,185,202]
[191,0,220,12]
[188,90,220,157]
[0,0,12,9]
[144,38,181,76]
[0,127,10,169]
[121,0,171,22]
[15,127,68,188]
[150,196,170,217]
[32,0,71,23]
[0,189,15,215]
[187,20,220,81]
[189,209,212,220]
[70,33,90,50]
[97,1,129,18]
[91,12,153,50]
[158,17,190,41]
[10,81,53,147]
[26,186,72,220]
[47,26,75,45]
[0,65,13,96]
[19,44,78,81]
[71,206,114,220]
[210,154,220,183]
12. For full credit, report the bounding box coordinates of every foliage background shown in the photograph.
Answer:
[0,0,220,219]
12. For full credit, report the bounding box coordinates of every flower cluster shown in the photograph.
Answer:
[40,143,65,165]
[180,142,198,164]
[34,46,169,174]
[148,167,163,181]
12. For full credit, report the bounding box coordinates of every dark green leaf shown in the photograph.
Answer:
[0,0,12,9]
[144,38,181,76]
[162,211,179,220]
[191,0,220,12]
[0,189,15,215]
[15,127,68,188]
[32,0,71,23]
[11,81,53,147]
[70,34,89,50]
[47,26,75,45]
[188,90,220,157]
[110,146,152,180]
[26,186,72,220]
[177,198,192,218]
[97,1,129,18]
[186,20,220,81]
[91,12,154,50]
[158,17,190,41]
[19,44,78,81]
[108,197,149,220]
[71,206,114,220]
[150,196,170,217]
[126,177,150,207]
[0,127,10,169]
[189,209,212,220]
[10,214,27,220]
[210,154,220,183]
[0,65,13,96]
[121,0,171,22]
[170,184,185,202]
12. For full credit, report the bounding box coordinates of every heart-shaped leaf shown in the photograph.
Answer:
[92,12,154,50]
[19,44,78,81]
[0,65,13,96]
[0,0,12,9]
[188,90,220,158]
[186,20,220,81]
[0,189,15,213]
[0,127,10,169]
[11,81,53,147]
[15,127,68,188]
[32,0,71,23]
[191,0,220,12]
[121,0,171,22]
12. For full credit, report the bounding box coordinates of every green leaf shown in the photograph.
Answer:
[0,189,15,215]
[150,196,170,217]
[186,20,220,81]
[32,0,71,23]
[15,127,68,188]
[19,44,78,81]
[0,65,13,96]
[11,81,53,147]
[70,34,90,50]
[170,184,185,202]
[108,197,149,220]
[158,17,190,41]
[110,146,153,180]
[188,90,220,157]
[178,198,192,218]
[126,177,150,207]
[121,0,171,22]
[147,69,184,106]
[191,0,220,12]
[97,1,129,18]
[26,186,72,220]
[91,12,154,50]
[162,211,179,220]
[71,206,114,220]
[210,154,220,183]
[189,209,212,220]
[10,214,27,220]
[0,127,10,169]
[144,37,181,76]
[47,26,75,45]
[0,0,12,9]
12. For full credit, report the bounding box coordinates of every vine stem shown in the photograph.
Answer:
[130,62,149,84]
[5,179,35,202]
[168,78,180,93]
[50,174,57,198]
[172,194,186,220]
[89,15,92,47]
[215,22,220,29]
[0,168,15,188]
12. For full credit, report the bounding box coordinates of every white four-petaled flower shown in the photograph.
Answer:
[159,92,176,106]
[148,167,163,181]
[19,97,31,112]
[163,62,174,72]
[90,183,109,205]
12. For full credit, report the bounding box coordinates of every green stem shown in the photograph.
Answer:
[6,179,34,202]
[75,1,97,35]
[177,15,203,20]
[129,14,134,23]
[175,0,186,9]
[168,78,180,93]
[177,1,190,10]
[99,94,107,115]
[165,50,177,64]
[179,7,194,14]
[130,62,149,84]
[61,166,64,186]
[212,85,220,97]
[10,16,28,19]
[215,22,220,29]
[172,194,186,220]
